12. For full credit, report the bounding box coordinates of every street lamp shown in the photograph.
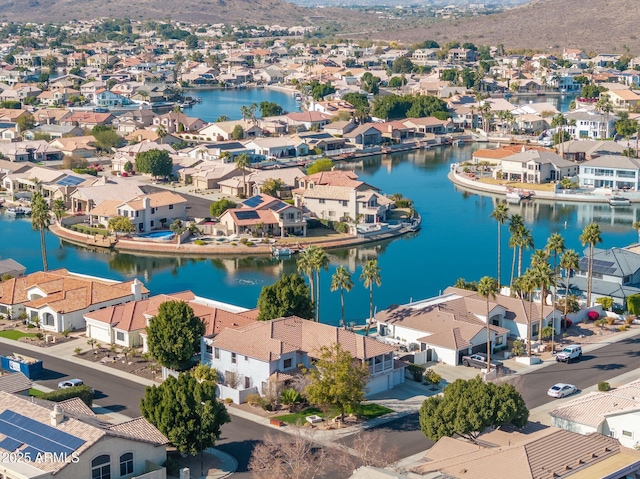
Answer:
[200,401,206,478]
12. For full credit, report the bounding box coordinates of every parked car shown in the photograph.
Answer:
[57,378,84,389]
[461,353,503,370]
[556,345,582,363]
[547,383,577,398]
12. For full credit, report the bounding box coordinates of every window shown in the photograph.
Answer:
[91,455,111,479]
[231,352,237,364]
[341,200,348,207]
[169,204,173,210]
[319,198,325,204]
[244,376,251,389]
[116,331,124,341]
[495,336,504,346]
[43,313,54,326]
[150,221,154,228]
[119,453,133,477]
[623,430,634,438]
[151,207,156,214]
[283,358,292,369]
[135,211,139,218]
[245,355,249,361]
[214,347,220,359]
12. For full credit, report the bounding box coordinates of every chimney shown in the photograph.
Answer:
[521,144,526,153]
[132,278,142,301]
[50,405,64,426]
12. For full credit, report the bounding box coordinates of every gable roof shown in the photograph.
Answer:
[0,372,31,394]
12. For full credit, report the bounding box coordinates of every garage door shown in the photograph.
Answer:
[366,375,389,396]
[89,323,111,344]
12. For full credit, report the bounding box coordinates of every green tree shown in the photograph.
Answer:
[259,101,284,117]
[595,95,614,139]
[216,115,230,122]
[257,273,313,321]
[559,250,580,319]
[490,203,509,289]
[331,265,354,329]
[107,216,135,236]
[419,377,528,443]
[634,221,640,243]
[260,178,284,197]
[209,198,236,217]
[551,113,568,157]
[135,149,173,179]
[146,301,205,370]
[190,364,219,384]
[31,192,50,271]
[304,343,369,421]
[155,124,167,144]
[231,124,244,140]
[235,153,250,196]
[124,161,133,173]
[341,92,369,111]
[530,250,553,345]
[391,56,414,73]
[92,127,124,152]
[360,260,381,336]
[545,232,565,351]
[580,223,602,306]
[185,34,198,50]
[615,115,639,155]
[140,373,230,455]
[477,276,498,369]
[52,198,66,223]
[297,247,316,314]
[306,158,334,175]
[310,246,329,322]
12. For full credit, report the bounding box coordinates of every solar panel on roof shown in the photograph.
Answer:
[243,196,264,208]
[0,410,85,457]
[0,437,22,452]
[267,201,288,211]
[235,211,260,220]
[56,176,85,187]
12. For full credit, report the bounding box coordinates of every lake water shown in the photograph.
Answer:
[1,143,637,327]
[184,87,301,122]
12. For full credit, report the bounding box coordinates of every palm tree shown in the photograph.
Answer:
[520,269,536,357]
[490,203,509,289]
[311,247,329,322]
[579,223,602,307]
[52,199,66,224]
[551,113,568,158]
[560,249,580,318]
[477,276,498,370]
[516,226,534,278]
[297,247,316,314]
[546,232,565,351]
[235,153,250,196]
[331,265,353,329]
[595,95,613,139]
[31,192,51,271]
[530,250,553,349]
[633,221,640,244]
[155,124,167,144]
[360,259,381,336]
[508,214,524,287]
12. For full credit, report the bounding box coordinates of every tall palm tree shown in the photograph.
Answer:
[477,276,498,370]
[560,249,580,318]
[546,232,565,350]
[360,259,381,336]
[520,269,536,357]
[31,192,51,271]
[52,198,66,224]
[595,95,613,139]
[579,223,602,307]
[235,153,250,196]
[551,113,567,157]
[530,250,553,348]
[311,247,329,322]
[490,203,509,289]
[331,265,353,329]
[155,124,167,144]
[516,226,534,278]
[508,214,524,287]
[297,247,316,314]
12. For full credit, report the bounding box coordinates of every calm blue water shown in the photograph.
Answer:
[1,143,638,327]
[185,88,301,122]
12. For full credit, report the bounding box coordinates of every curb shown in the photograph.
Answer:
[204,448,238,479]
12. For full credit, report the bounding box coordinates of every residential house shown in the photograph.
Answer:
[244,136,308,159]
[70,177,146,213]
[93,89,131,108]
[32,108,71,125]
[371,121,416,142]
[0,140,63,162]
[110,142,175,173]
[402,117,454,136]
[2,166,95,205]
[179,162,240,190]
[409,426,640,479]
[90,191,188,232]
[182,141,255,163]
[60,112,115,129]
[310,100,355,118]
[579,155,640,190]
[0,258,26,279]
[0,390,168,479]
[198,120,263,141]
[293,170,392,224]
[471,145,551,165]
[153,112,205,134]
[606,89,640,110]
[124,129,182,145]
[550,379,640,448]
[284,111,332,131]
[447,48,477,63]
[322,120,357,137]
[343,124,383,148]
[37,87,80,107]
[112,109,156,134]
[2,269,149,333]
[296,131,348,153]
[558,139,627,162]
[565,108,617,140]
[563,48,587,62]
[245,167,306,197]
[49,136,97,158]
[499,148,578,183]
[24,124,85,140]
[218,193,307,237]
[202,316,402,403]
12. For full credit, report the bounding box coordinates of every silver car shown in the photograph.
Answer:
[547,383,577,398]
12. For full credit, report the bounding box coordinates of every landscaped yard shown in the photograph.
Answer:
[0,330,36,340]
[274,403,393,425]
[29,388,46,398]
[477,178,557,192]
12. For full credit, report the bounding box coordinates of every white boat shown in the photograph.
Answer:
[609,196,631,206]
[5,207,28,217]
[506,191,522,201]
[272,246,293,257]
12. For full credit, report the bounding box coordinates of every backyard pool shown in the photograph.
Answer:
[135,231,175,241]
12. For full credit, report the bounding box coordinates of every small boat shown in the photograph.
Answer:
[609,196,631,207]
[5,207,28,217]
[506,191,522,202]
[272,246,293,257]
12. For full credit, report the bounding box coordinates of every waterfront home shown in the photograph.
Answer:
[284,111,332,131]
[180,162,240,190]
[218,193,307,237]
[60,111,115,129]
[1,268,149,333]
[2,166,95,206]
[565,108,617,140]
[499,148,578,183]
[0,140,63,162]
[471,145,550,165]
[48,136,97,158]
[410,426,640,478]
[113,108,156,131]
[198,120,263,141]
[562,247,640,309]
[579,155,640,190]
[0,258,26,279]
[244,136,309,159]
[293,170,392,225]
[89,190,187,233]
[550,379,640,448]
[343,124,383,148]
[182,141,254,162]
[296,131,348,153]
[372,121,417,142]
[402,117,454,136]
[309,99,356,118]
[37,87,80,107]
[153,111,206,134]
[0,390,168,479]
[202,316,402,404]
[558,139,627,161]
[93,88,132,108]
[70,177,147,213]
[322,119,357,136]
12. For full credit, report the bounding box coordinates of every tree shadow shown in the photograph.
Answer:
[593,363,625,371]
[216,440,260,472]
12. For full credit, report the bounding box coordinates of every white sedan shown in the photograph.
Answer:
[547,383,577,398]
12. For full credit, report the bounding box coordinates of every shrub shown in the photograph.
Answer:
[618,325,629,332]
[73,347,82,355]
[598,381,611,392]
[224,397,233,404]
[163,457,181,476]
[512,340,525,357]
[240,237,248,244]
[394,199,412,208]
[333,222,349,233]
[625,316,635,325]
[424,369,442,389]
[193,239,206,245]
[595,318,608,328]
[42,385,94,406]
[35,332,44,340]
[246,393,261,407]
[245,241,254,246]
[606,317,616,326]
[407,363,426,382]
[561,318,573,329]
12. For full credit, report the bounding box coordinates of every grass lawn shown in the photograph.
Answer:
[29,388,46,398]
[476,178,556,192]
[0,330,36,340]
[274,403,393,425]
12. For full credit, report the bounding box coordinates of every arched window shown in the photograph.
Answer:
[43,313,54,327]
[91,455,110,479]
[120,452,133,476]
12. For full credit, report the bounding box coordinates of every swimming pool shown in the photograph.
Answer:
[135,231,175,241]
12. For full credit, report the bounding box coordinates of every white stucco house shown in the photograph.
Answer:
[579,155,640,190]
[202,316,403,404]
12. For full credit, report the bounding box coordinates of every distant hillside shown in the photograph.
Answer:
[371,0,640,54]
[0,0,350,26]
